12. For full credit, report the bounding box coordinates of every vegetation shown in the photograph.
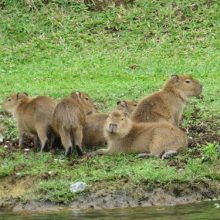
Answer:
[0,0,219,204]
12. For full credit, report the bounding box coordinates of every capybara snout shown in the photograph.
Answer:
[108,123,118,133]
[104,111,129,135]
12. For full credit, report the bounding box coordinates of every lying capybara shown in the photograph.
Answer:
[96,110,188,158]
[2,93,56,151]
[132,75,203,126]
[52,91,97,156]
[82,100,138,148]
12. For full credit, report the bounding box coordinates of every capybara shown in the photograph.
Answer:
[52,91,97,156]
[82,100,138,148]
[131,75,203,126]
[2,93,56,151]
[96,110,188,159]
[115,100,138,114]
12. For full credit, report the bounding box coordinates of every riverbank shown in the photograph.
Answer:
[1,177,220,212]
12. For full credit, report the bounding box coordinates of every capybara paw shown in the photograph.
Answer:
[161,150,177,160]
[136,153,152,158]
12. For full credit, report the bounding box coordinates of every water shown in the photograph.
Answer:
[0,201,220,220]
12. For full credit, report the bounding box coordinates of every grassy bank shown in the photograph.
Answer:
[0,0,220,204]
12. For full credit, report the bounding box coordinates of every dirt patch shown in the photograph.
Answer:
[187,117,220,148]
[0,176,36,199]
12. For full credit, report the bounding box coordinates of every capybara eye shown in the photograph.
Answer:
[121,118,124,120]
[134,104,137,106]
[85,97,89,100]
[185,80,191,83]
[7,98,12,101]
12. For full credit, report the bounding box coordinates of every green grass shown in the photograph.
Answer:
[0,0,220,203]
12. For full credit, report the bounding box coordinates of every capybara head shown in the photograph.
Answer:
[116,100,138,114]
[165,75,203,97]
[104,110,131,136]
[70,91,98,115]
[2,92,29,114]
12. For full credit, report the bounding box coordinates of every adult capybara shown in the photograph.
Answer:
[132,75,203,126]
[96,110,188,159]
[2,93,56,151]
[52,91,97,156]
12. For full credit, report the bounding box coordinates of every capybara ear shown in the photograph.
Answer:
[123,111,130,117]
[117,100,127,108]
[171,74,179,83]
[17,92,28,100]
[16,93,20,100]
[75,91,81,98]
[70,91,80,98]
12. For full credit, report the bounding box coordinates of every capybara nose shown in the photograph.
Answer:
[109,123,117,131]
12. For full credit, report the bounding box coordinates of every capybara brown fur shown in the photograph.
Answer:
[96,110,188,158]
[2,93,56,151]
[82,100,138,148]
[131,75,203,126]
[52,91,97,156]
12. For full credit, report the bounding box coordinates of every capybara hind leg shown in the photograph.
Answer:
[18,134,25,148]
[36,126,48,152]
[73,126,83,156]
[18,124,25,148]
[59,128,72,156]
[149,143,164,158]
[161,150,177,160]
[34,135,40,150]
[33,135,40,152]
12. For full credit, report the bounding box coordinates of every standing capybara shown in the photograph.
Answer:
[96,110,188,159]
[82,100,138,148]
[131,75,203,126]
[2,93,56,151]
[52,91,97,156]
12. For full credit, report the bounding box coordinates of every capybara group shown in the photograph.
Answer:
[1,75,203,159]
[97,109,188,158]
[132,75,203,125]
[2,93,56,151]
